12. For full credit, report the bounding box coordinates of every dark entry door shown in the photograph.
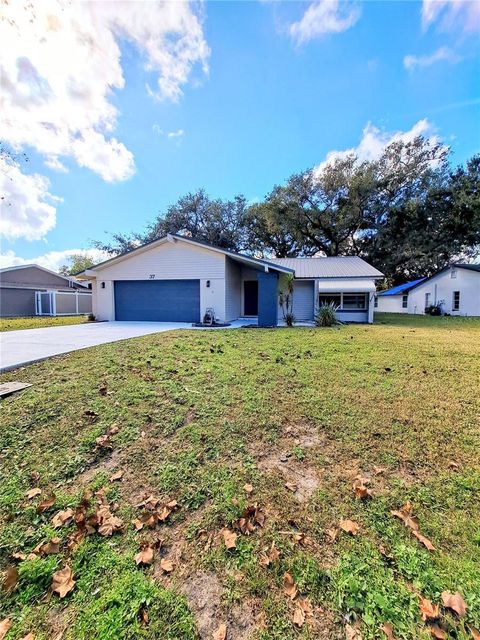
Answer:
[114,280,200,322]
[244,280,258,316]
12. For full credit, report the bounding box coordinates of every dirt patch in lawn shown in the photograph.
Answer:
[181,571,257,640]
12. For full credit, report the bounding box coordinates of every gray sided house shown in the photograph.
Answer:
[79,235,383,325]
[0,264,91,317]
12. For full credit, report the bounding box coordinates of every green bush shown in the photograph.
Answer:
[315,302,340,327]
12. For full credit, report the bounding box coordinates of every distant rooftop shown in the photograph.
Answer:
[379,278,426,296]
[269,256,384,279]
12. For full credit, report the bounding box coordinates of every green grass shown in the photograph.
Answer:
[0,315,479,639]
[0,316,89,332]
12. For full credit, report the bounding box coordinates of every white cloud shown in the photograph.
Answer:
[152,125,185,139]
[167,129,185,139]
[315,119,442,174]
[0,0,209,183]
[404,46,461,70]
[422,0,480,33]
[289,0,360,44]
[0,248,109,272]
[0,156,60,241]
[0,1,208,242]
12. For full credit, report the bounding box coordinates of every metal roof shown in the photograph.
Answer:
[379,278,426,296]
[452,263,480,273]
[269,256,383,279]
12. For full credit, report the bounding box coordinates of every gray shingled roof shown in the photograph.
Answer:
[269,256,384,278]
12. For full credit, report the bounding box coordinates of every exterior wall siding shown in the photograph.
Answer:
[376,295,409,314]
[0,288,36,317]
[278,280,315,322]
[92,241,227,322]
[225,258,242,321]
[407,267,479,316]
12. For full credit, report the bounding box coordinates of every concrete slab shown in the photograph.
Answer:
[0,319,257,372]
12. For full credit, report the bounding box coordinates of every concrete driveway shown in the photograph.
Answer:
[0,320,254,372]
[0,321,188,372]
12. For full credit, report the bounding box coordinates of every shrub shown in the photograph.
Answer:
[425,304,441,316]
[87,313,96,322]
[315,302,340,327]
[284,312,295,327]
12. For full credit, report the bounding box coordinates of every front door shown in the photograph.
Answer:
[244,280,258,316]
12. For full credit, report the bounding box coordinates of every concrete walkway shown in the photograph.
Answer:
[0,320,255,372]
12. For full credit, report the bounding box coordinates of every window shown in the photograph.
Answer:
[425,292,431,308]
[374,295,378,308]
[451,269,457,279]
[319,293,341,308]
[452,291,460,311]
[402,294,408,308]
[342,293,367,310]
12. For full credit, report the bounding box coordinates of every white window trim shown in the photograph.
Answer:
[318,292,367,311]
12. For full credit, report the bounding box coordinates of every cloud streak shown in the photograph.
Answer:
[404,46,461,70]
[289,0,360,44]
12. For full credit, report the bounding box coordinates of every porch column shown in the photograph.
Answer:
[257,271,279,327]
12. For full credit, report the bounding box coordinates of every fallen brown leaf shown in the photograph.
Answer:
[25,487,42,499]
[51,565,75,598]
[339,519,360,535]
[419,597,440,621]
[160,559,174,573]
[0,619,12,640]
[21,634,35,640]
[391,502,434,550]
[372,465,387,475]
[469,625,480,640]
[243,483,253,494]
[441,591,467,617]
[292,605,305,627]
[109,470,124,482]
[52,508,75,528]
[259,541,280,567]
[283,572,297,600]
[380,622,395,639]
[3,566,18,592]
[429,624,447,639]
[345,623,363,640]
[412,530,435,551]
[135,544,155,565]
[222,528,237,550]
[326,527,338,541]
[213,623,227,640]
[37,494,56,513]
[285,482,298,493]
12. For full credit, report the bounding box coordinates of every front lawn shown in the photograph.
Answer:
[1,316,479,639]
[0,316,89,332]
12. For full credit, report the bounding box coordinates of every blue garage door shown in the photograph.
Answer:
[114,280,200,322]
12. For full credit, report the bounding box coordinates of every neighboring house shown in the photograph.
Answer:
[0,264,92,317]
[376,264,480,316]
[376,278,426,314]
[78,234,383,326]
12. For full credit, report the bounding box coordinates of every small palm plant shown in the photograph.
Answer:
[315,302,340,327]
[278,273,295,327]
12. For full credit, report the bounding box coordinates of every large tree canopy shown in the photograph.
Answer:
[93,140,479,283]
[94,189,248,255]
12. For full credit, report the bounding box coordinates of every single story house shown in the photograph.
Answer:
[79,234,383,326]
[0,264,92,317]
[376,263,480,316]
[375,278,426,313]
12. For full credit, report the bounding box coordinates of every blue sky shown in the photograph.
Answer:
[1,0,479,270]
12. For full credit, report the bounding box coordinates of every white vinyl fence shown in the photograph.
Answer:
[35,290,92,316]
